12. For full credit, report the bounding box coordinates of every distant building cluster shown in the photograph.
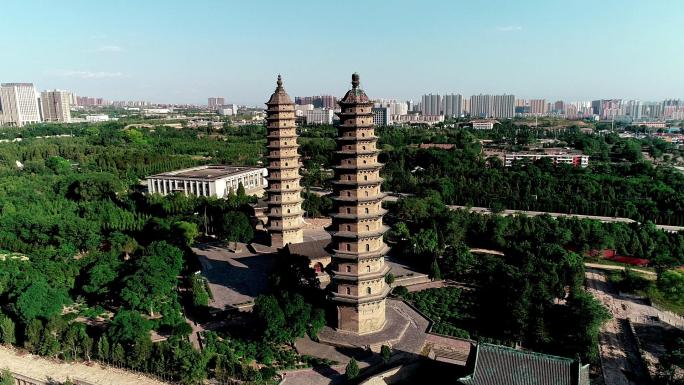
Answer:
[295,95,337,109]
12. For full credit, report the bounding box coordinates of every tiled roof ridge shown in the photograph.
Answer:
[479,343,577,364]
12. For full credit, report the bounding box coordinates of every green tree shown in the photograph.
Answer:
[0,369,13,385]
[658,270,684,305]
[345,357,360,380]
[120,241,183,314]
[385,273,395,286]
[96,335,110,361]
[393,286,409,298]
[309,308,326,339]
[253,295,287,343]
[172,221,199,248]
[24,319,43,352]
[45,156,72,174]
[216,212,254,245]
[107,310,152,347]
[15,280,69,322]
[38,328,61,358]
[561,290,611,363]
[111,343,125,365]
[381,345,391,363]
[0,315,15,345]
[430,258,442,280]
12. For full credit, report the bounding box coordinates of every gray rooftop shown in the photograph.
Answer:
[459,343,589,385]
[150,165,263,181]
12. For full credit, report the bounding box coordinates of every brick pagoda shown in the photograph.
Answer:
[265,75,304,248]
[328,73,390,334]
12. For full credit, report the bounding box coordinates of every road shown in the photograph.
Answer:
[584,262,656,278]
[448,205,684,233]
[309,189,683,232]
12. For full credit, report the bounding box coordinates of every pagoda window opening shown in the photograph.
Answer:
[346,265,352,273]
[366,244,370,252]
[347,287,351,295]
[367,287,372,295]
[367,265,371,272]
[346,244,351,251]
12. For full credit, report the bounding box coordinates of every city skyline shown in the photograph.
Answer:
[2,0,683,105]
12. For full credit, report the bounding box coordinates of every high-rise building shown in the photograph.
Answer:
[470,94,491,118]
[295,95,338,109]
[40,90,72,122]
[624,100,642,120]
[471,94,514,118]
[76,96,106,106]
[641,102,663,119]
[421,94,442,116]
[0,83,41,127]
[530,99,547,115]
[330,74,389,335]
[265,76,303,248]
[371,107,391,126]
[208,97,225,109]
[373,99,408,116]
[553,101,565,115]
[443,94,463,117]
[493,94,515,118]
[305,108,334,125]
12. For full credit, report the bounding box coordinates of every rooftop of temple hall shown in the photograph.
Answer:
[149,165,264,181]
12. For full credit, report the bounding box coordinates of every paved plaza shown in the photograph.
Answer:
[193,241,277,309]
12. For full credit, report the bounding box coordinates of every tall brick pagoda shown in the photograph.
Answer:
[265,75,304,248]
[329,73,390,334]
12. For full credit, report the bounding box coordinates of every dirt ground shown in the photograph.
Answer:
[586,269,677,385]
[0,346,168,385]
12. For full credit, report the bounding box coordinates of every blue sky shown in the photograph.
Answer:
[1,0,682,104]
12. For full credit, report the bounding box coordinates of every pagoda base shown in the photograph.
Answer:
[336,299,386,335]
[270,229,304,248]
[317,301,410,349]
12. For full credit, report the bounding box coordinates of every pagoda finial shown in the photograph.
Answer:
[276,74,283,89]
[351,73,360,89]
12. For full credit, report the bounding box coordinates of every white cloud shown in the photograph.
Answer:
[95,45,123,52]
[60,70,124,79]
[497,26,523,32]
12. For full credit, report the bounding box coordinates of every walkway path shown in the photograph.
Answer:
[584,262,657,278]
[585,269,684,385]
[448,205,684,233]
[0,346,168,385]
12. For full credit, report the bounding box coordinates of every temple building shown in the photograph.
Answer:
[265,75,304,248]
[328,73,390,334]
